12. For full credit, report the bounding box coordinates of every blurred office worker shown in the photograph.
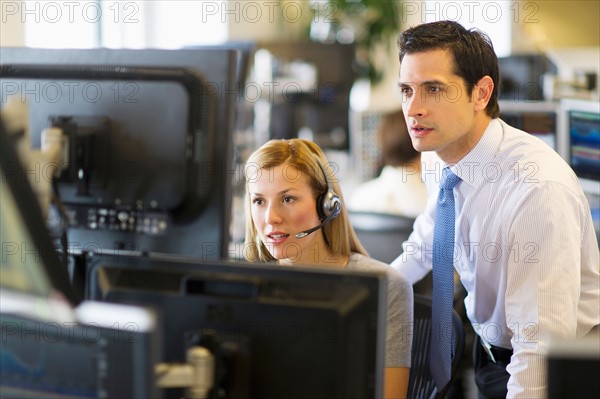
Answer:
[348,109,428,218]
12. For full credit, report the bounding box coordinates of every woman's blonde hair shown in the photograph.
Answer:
[243,139,367,262]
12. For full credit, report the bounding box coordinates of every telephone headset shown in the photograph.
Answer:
[295,156,342,239]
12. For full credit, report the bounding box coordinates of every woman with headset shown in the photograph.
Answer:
[243,138,413,398]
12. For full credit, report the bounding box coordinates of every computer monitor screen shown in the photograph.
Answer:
[86,253,387,399]
[0,47,238,260]
[0,304,159,399]
[569,110,600,181]
[560,98,600,194]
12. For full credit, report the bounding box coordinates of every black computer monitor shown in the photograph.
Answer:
[86,253,387,399]
[0,47,238,260]
[186,41,256,90]
[0,119,160,398]
[547,333,600,399]
[498,100,558,151]
[497,54,556,101]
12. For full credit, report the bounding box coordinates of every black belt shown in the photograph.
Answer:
[479,336,513,364]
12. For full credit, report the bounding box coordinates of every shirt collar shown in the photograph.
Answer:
[451,119,503,189]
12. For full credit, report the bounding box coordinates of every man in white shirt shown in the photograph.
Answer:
[392,20,599,399]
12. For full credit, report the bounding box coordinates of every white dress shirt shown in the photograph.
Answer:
[391,119,600,399]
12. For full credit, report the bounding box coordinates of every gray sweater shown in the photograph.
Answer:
[347,252,413,368]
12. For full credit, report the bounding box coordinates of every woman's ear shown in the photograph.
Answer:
[474,75,494,111]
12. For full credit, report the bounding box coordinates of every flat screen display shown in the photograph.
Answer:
[569,110,600,182]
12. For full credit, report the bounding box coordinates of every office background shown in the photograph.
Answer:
[2,1,600,111]
[1,1,598,398]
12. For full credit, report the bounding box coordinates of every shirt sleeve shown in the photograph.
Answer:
[503,181,592,398]
[390,192,437,284]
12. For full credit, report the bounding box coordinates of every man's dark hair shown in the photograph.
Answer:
[398,20,500,118]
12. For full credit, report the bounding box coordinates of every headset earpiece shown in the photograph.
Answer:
[315,158,342,221]
[294,156,342,239]
[317,189,341,220]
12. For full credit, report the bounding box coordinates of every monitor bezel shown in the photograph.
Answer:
[0,118,78,304]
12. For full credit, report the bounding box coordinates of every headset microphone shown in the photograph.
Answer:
[295,157,342,239]
[295,202,341,238]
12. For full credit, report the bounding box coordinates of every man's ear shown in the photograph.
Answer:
[474,76,494,111]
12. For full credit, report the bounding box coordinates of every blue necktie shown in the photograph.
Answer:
[430,167,461,391]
